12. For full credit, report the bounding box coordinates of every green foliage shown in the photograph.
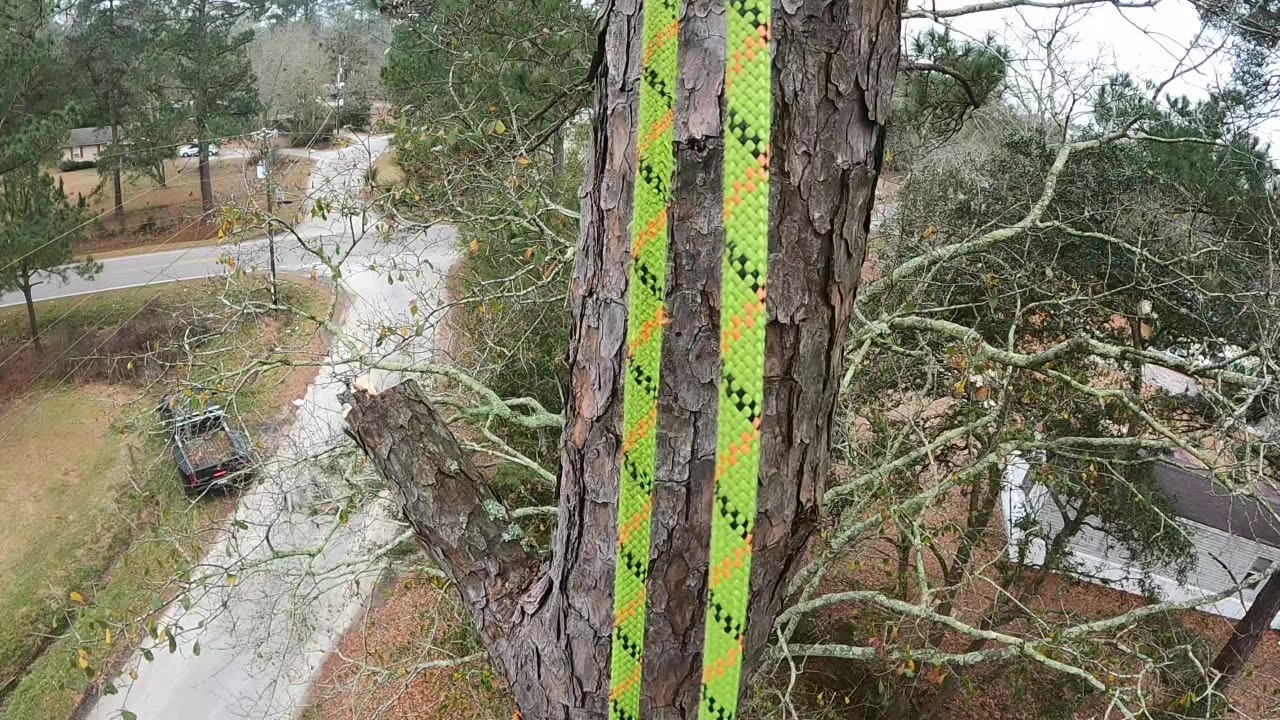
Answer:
[158,0,260,144]
[897,29,1009,142]
[881,104,1275,593]
[381,0,594,471]
[59,160,98,172]
[382,0,594,143]
[895,113,1275,355]
[0,167,93,299]
[0,0,80,176]
[1195,0,1280,103]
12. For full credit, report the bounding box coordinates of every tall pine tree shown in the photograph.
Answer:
[159,0,259,215]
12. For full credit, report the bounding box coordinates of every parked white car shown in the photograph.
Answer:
[178,143,219,158]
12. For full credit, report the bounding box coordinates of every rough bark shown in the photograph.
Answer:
[195,0,214,216]
[1209,569,1280,691]
[640,1,726,716]
[344,382,544,671]
[345,1,903,717]
[198,137,214,216]
[522,0,647,714]
[741,0,901,680]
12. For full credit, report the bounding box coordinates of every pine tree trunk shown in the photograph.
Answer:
[19,261,41,353]
[1210,570,1280,692]
[198,135,214,215]
[109,87,125,226]
[346,1,902,717]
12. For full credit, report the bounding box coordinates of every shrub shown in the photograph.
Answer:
[59,159,97,171]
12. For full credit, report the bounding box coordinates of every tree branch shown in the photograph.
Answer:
[904,0,1160,20]
[901,61,982,109]
[343,380,544,663]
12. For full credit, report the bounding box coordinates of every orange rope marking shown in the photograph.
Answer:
[622,405,659,454]
[708,535,754,589]
[715,427,761,481]
[638,108,675,156]
[614,589,649,629]
[628,306,669,356]
[644,20,679,64]
[633,208,667,259]
[724,162,770,223]
[609,663,644,701]
[701,638,745,683]
[725,24,771,90]
[617,499,654,548]
[719,295,767,354]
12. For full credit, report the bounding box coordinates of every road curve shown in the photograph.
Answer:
[61,136,460,720]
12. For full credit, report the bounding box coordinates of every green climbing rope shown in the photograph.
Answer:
[608,0,678,716]
[698,0,770,718]
[609,0,770,718]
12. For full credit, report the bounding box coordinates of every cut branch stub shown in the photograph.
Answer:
[343,380,543,657]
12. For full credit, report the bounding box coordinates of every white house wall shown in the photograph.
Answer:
[1000,456,1280,629]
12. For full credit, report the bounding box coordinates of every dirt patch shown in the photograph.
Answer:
[302,573,512,720]
[59,157,313,257]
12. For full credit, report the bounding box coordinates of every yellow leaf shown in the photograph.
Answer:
[105,628,112,645]
[468,239,479,254]
[907,658,916,673]
[78,649,90,669]
[70,591,86,605]
[524,247,534,260]
[517,156,530,166]
[227,574,238,587]
[493,120,507,136]
[129,669,138,681]
[922,226,936,238]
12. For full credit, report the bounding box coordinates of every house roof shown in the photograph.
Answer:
[62,126,116,148]
[1154,463,1280,549]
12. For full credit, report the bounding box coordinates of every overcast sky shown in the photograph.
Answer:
[904,0,1280,157]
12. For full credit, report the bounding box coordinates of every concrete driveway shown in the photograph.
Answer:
[22,136,460,720]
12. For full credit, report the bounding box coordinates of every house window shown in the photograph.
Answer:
[72,146,82,160]
[1244,556,1273,589]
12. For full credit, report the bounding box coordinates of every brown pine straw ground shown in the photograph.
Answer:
[301,571,513,720]
[302,460,1279,720]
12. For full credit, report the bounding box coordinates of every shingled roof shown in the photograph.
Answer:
[1154,463,1280,549]
[62,126,116,148]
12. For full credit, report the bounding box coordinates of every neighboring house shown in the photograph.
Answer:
[60,126,118,163]
[1002,455,1280,629]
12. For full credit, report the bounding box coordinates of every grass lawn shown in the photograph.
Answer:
[0,277,332,720]
[52,157,313,257]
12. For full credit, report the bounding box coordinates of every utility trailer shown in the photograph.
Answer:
[158,400,255,495]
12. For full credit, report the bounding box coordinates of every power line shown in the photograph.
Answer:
[0,128,358,444]
[0,125,291,277]
[0,238,235,448]
[0,209,220,374]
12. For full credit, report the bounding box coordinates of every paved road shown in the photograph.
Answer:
[2,137,391,309]
[61,136,459,720]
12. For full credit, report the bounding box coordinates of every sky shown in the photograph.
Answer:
[904,0,1280,157]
